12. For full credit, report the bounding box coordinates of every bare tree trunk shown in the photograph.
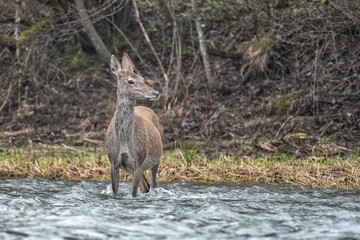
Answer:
[15,0,22,103]
[74,0,111,63]
[15,0,21,60]
[191,0,213,87]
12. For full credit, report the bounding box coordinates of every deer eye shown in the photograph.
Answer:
[128,80,134,84]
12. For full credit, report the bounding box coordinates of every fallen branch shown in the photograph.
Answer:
[208,47,244,59]
[83,137,103,146]
[61,143,91,155]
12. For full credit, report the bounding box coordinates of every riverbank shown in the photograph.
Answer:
[0,144,359,190]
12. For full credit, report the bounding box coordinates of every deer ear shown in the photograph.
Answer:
[122,53,134,73]
[110,55,122,76]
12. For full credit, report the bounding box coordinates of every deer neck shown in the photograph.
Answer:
[114,91,135,143]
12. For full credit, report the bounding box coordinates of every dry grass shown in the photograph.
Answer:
[0,144,110,180]
[159,151,360,190]
[0,144,359,189]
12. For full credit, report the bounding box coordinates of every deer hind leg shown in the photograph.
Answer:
[150,161,159,189]
[140,173,150,193]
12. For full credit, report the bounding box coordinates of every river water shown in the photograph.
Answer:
[0,179,359,239]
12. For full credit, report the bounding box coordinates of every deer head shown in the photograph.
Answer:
[110,53,159,100]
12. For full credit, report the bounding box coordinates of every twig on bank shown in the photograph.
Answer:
[276,115,293,138]
[61,143,91,155]
[83,137,103,146]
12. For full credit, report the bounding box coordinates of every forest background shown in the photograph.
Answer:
[0,0,359,188]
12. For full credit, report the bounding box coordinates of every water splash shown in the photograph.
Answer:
[100,183,176,199]
[149,187,176,197]
[101,184,114,196]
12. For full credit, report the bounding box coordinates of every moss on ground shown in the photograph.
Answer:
[19,19,48,42]
[251,37,273,55]
[63,41,104,73]
[266,95,312,116]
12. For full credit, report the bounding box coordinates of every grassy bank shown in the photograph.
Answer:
[0,144,359,190]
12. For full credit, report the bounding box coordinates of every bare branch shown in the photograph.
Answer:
[0,83,13,113]
[132,0,170,104]
[106,18,156,77]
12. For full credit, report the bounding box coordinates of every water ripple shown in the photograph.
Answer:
[0,179,360,239]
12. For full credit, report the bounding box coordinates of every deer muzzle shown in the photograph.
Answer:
[148,91,159,101]
[151,91,159,98]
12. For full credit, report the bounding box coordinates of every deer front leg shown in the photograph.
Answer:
[110,153,121,195]
[132,167,143,197]
[150,162,159,189]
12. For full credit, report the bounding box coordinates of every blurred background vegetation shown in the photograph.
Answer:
[0,0,359,159]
